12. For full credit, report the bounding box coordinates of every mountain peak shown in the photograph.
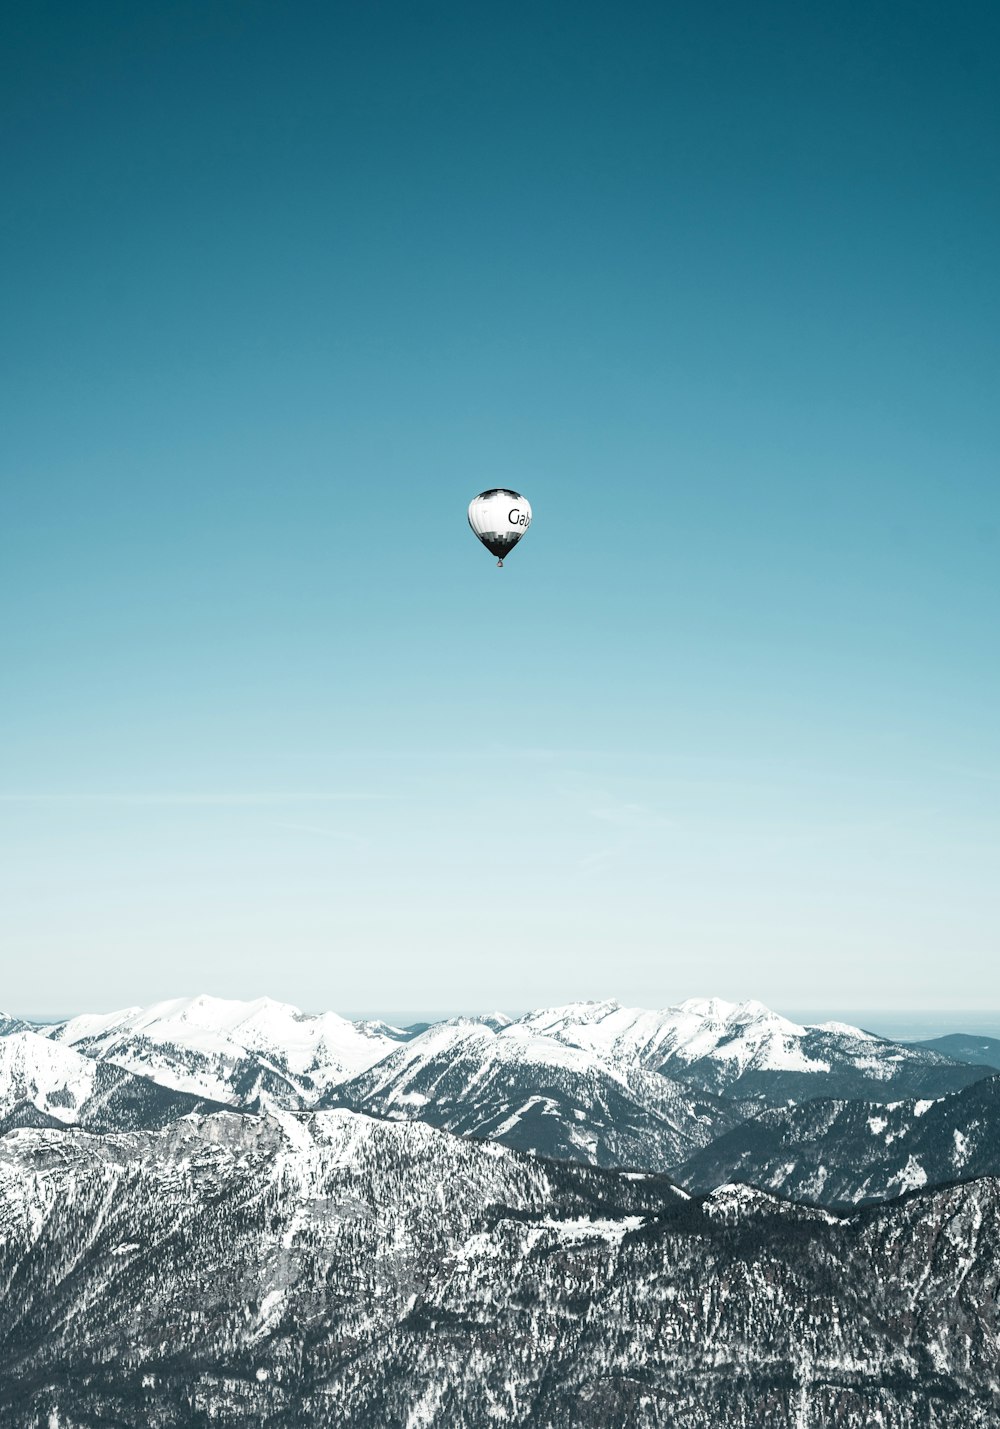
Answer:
[0,1028,101,1121]
[676,996,740,1020]
[44,996,403,1107]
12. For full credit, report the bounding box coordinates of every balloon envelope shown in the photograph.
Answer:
[468,489,532,562]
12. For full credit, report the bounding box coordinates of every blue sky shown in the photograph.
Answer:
[2,1,998,1015]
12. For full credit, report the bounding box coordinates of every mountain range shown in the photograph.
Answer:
[679,1071,1000,1205]
[323,1016,744,1171]
[16,993,996,1201]
[1,1107,998,1426]
[0,1030,233,1135]
[3,992,999,1424]
[44,994,410,1107]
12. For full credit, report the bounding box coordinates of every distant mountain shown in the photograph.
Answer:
[678,1074,1000,1206]
[519,998,993,1105]
[0,1013,32,1037]
[44,994,410,1108]
[327,1017,742,1170]
[0,1029,231,1134]
[325,1000,996,1184]
[33,996,994,1188]
[0,1109,997,1426]
[914,1033,1000,1070]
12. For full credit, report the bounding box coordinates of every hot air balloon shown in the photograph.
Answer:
[467,489,532,567]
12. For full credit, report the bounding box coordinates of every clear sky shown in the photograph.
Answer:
[2,1,998,1016]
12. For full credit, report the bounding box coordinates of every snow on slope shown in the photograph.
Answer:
[45,995,408,1108]
[0,1028,229,1134]
[0,1031,99,1124]
[35,993,990,1137]
[0,1013,32,1037]
[520,998,835,1075]
[678,1073,1000,1206]
[361,1017,624,1094]
[0,1108,998,1426]
[515,998,989,1103]
[329,1015,743,1171]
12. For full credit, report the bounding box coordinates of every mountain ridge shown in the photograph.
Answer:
[4,993,995,1205]
[0,1027,233,1134]
[0,1107,998,1426]
[678,1073,1000,1206]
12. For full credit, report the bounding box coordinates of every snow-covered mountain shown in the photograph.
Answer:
[327,1017,742,1170]
[0,1108,997,1426]
[0,1013,31,1037]
[0,1028,230,1133]
[21,995,992,1190]
[679,1073,1000,1206]
[44,994,410,1108]
[322,1000,996,1184]
[518,998,992,1104]
[3,997,1000,1421]
[35,995,989,1120]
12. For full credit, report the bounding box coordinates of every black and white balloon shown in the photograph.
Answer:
[467,488,532,567]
